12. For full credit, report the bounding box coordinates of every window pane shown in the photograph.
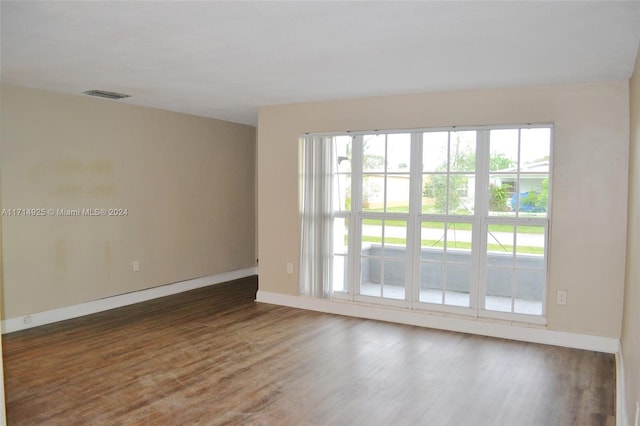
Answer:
[383,260,405,300]
[362,134,386,172]
[448,174,474,215]
[487,224,514,260]
[484,224,546,315]
[420,262,443,304]
[489,130,518,217]
[514,270,544,315]
[333,136,352,213]
[422,131,476,216]
[515,225,545,262]
[419,221,472,307]
[445,222,471,307]
[445,222,472,252]
[520,128,550,169]
[333,255,348,293]
[489,127,551,219]
[360,218,406,300]
[485,267,513,312]
[420,221,444,304]
[333,217,349,255]
[361,218,380,296]
[518,175,549,217]
[449,131,476,172]
[489,129,518,171]
[422,174,447,214]
[488,177,515,216]
[334,136,352,171]
[387,134,411,172]
[445,264,470,307]
[334,172,351,212]
[360,256,380,297]
[386,174,410,213]
[423,132,448,172]
[384,220,406,258]
[362,174,384,211]
[362,218,382,246]
[421,221,445,250]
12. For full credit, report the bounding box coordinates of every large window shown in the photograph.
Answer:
[300,125,551,322]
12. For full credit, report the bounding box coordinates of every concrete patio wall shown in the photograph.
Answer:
[361,245,544,300]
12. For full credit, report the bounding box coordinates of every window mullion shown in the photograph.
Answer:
[474,129,490,314]
[407,132,423,307]
[349,135,364,299]
[511,229,517,313]
[445,132,451,214]
[516,128,522,218]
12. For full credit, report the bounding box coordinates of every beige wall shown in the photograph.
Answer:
[0,84,256,319]
[622,47,640,424]
[257,81,629,338]
[0,120,5,420]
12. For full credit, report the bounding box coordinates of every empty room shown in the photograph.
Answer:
[1,1,639,425]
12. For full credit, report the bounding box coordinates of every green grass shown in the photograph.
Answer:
[360,236,544,254]
[361,218,544,234]
[363,206,409,214]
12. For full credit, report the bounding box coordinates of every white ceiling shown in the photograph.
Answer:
[2,1,639,126]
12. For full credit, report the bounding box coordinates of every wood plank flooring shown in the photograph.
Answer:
[3,276,615,425]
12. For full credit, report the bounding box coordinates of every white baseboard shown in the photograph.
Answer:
[256,290,620,354]
[617,344,630,426]
[2,267,258,334]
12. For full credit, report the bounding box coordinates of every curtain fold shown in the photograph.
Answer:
[299,136,333,298]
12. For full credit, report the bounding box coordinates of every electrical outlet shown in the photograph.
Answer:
[556,290,567,305]
[23,315,33,325]
[132,260,140,272]
[287,263,293,274]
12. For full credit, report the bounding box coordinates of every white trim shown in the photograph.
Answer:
[2,267,258,334]
[255,291,619,353]
[0,334,5,426]
[477,309,548,326]
[617,343,629,426]
[301,123,555,138]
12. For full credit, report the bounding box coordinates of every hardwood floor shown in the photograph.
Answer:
[3,276,615,425]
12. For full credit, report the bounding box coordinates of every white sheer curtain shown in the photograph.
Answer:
[299,136,334,298]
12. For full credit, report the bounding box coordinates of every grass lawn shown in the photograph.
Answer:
[360,236,543,254]
[361,218,544,234]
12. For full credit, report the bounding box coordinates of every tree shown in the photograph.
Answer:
[423,148,474,213]
[521,178,549,211]
[423,149,517,213]
[490,153,515,171]
[363,154,384,170]
[489,183,509,212]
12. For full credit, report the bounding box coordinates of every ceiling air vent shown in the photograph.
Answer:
[83,90,131,100]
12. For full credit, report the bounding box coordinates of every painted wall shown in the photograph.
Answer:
[0,84,256,319]
[622,46,640,425]
[0,130,5,422]
[257,81,629,338]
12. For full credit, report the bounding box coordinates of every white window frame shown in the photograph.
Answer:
[311,124,552,325]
